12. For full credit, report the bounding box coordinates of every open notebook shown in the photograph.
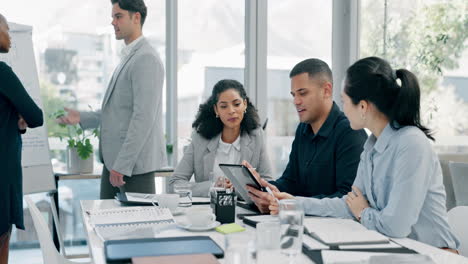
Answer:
[87,207,175,241]
[116,192,210,205]
[304,218,389,246]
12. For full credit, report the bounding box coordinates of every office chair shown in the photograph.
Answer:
[25,196,92,264]
[437,154,468,210]
[447,206,468,256]
[262,118,268,130]
[448,162,468,206]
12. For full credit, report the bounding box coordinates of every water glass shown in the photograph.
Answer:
[210,172,227,189]
[278,199,304,257]
[256,221,281,251]
[173,182,192,207]
[209,172,227,209]
[225,233,254,264]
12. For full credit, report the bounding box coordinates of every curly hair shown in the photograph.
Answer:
[192,79,260,139]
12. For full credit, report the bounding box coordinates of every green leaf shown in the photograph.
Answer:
[76,141,93,160]
[68,139,75,148]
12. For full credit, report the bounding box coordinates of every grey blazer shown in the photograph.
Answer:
[169,128,273,197]
[80,38,167,176]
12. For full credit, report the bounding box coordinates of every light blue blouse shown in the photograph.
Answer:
[297,124,459,249]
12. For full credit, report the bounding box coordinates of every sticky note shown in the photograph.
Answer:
[215,223,246,234]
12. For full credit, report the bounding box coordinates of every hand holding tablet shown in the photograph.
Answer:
[218,163,266,204]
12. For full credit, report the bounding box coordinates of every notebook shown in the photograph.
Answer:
[116,192,210,205]
[304,218,389,246]
[87,207,175,241]
[242,215,279,227]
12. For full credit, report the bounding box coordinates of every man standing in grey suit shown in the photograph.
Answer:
[57,0,167,198]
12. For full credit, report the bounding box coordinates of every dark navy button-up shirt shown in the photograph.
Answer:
[271,102,367,198]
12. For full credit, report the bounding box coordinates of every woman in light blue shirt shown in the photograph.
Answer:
[267,57,459,251]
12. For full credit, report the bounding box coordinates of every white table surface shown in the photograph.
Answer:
[80,200,468,264]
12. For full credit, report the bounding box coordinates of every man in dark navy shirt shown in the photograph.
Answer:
[246,58,367,213]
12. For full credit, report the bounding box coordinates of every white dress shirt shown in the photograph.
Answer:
[212,135,241,180]
[113,35,144,76]
[121,35,144,58]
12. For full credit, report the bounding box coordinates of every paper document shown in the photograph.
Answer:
[119,192,210,205]
[338,241,402,250]
[321,250,420,264]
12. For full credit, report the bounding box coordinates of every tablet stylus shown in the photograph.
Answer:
[265,186,280,204]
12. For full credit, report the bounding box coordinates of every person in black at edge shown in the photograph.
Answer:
[0,13,44,264]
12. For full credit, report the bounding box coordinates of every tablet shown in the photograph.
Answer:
[219,163,265,204]
[104,236,224,263]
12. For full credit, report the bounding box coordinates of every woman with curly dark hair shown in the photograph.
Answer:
[170,79,273,197]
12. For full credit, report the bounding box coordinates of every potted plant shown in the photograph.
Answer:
[51,109,99,174]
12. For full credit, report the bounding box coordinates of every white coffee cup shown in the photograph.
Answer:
[186,207,216,227]
[157,194,179,211]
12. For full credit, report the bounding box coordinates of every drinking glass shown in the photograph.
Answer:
[256,221,281,251]
[278,199,304,257]
[209,172,227,209]
[224,232,255,264]
[173,182,193,207]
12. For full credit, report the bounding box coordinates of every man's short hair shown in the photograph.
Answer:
[289,58,333,85]
[111,0,147,26]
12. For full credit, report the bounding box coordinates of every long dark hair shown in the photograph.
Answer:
[192,79,260,139]
[344,56,433,141]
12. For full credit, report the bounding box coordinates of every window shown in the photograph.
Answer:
[266,0,332,177]
[360,0,468,153]
[177,0,245,158]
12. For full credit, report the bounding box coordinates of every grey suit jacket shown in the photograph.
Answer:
[80,38,167,176]
[169,128,273,197]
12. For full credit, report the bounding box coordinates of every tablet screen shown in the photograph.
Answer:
[219,164,265,204]
[105,236,224,262]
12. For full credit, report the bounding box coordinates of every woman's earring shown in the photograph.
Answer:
[216,113,219,118]
[360,113,366,120]
[244,109,247,114]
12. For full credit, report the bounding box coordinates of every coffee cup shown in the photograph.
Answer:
[157,194,179,211]
[186,207,216,227]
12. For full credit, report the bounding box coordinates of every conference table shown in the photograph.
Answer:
[80,199,467,264]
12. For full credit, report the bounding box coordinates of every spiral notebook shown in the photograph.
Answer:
[87,207,175,241]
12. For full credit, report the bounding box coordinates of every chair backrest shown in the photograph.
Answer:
[438,153,468,210]
[262,118,268,130]
[447,206,468,256]
[449,162,468,207]
[24,196,76,264]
